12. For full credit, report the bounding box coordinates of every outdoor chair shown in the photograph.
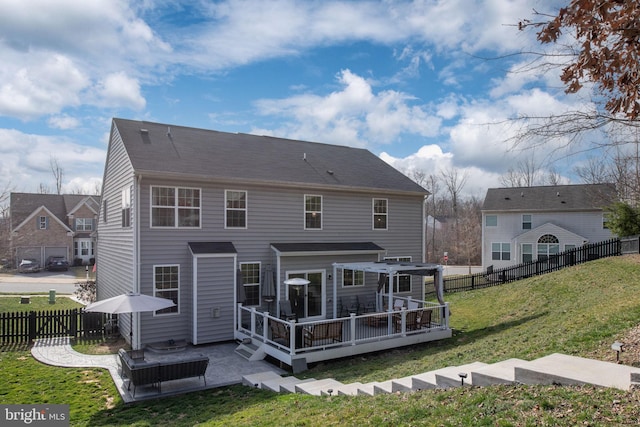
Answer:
[303,321,343,347]
[417,309,433,330]
[279,300,297,321]
[393,310,419,333]
[269,319,290,344]
[364,296,376,313]
[407,300,419,310]
[347,296,363,315]
[393,299,405,310]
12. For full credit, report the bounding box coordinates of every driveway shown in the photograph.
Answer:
[0,270,82,294]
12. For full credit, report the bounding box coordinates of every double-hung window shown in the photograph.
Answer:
[485,215,497,227]
[305,195,322,229]
[522,244,533,263]
[492,243,510,261]
[373,198,388,229]
[522,214,532,230]
[151,186,201,227]
[154,265,179,315]
[225,190,247,228]
[240,262,260,306]
[342,269,364,287]
[76,218,93,231]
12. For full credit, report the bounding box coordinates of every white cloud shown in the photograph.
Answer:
[48,115,81,130]
[0,54,88,119]
[380,145,501,198]
[94,72,146,110]
[253,69,441,148]
[0,129,105,193]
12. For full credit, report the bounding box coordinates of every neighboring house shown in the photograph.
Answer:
[481,184,616,269]
[97,118,431,349]
[10,193,101,267]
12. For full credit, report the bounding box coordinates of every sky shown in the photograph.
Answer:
[0,0,595,200]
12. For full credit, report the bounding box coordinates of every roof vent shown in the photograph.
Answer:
[327,170,334,175]
[140,129,148,134]
[557,192,560,197]
[521,192,524,197]
[303,153,307,162]
[504,197,510,200]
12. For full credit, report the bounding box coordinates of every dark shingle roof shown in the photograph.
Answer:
[10,193,101,230]
[482,184,616,212]
[112,118,428,195]
[188,242,237,254]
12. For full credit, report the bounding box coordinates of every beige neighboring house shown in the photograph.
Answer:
[10,193,101,268]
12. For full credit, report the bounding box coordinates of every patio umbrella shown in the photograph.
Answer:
[262,265,276,313]
[85,292,176,349]
[283,277,310,286]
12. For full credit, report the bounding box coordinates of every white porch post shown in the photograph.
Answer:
[332,264,338,319]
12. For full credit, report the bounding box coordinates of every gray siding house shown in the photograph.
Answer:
[481,184,616,269]
[97,118,430,350]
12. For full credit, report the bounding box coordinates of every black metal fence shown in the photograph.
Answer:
[427,237,624,297]
[0,309,108,344]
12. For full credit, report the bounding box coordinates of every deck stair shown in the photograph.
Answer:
[234,339,266,361]
[241,353,640,397]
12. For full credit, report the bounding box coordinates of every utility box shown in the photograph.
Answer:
[49,289,56,304]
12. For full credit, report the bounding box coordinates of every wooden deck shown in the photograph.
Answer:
[236,298,451,372]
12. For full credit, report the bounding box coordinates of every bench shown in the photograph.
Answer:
[303,321,343,347]
[118,349,209,396]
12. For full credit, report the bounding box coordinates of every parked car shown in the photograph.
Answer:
[19,259,41,273]
[45,256,70,271]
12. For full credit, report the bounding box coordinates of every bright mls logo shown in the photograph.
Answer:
[2,405,69,426]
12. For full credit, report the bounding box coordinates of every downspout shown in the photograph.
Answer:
[134,173,141,349]
[275,251,281,316]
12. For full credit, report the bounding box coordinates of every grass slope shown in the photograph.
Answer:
[2,256,640,426]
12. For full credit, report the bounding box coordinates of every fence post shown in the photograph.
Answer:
[28,311,36,341]
[71,308,78,338]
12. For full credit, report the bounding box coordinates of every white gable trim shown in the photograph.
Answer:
[12,206,73,233]
[514,222,588,244]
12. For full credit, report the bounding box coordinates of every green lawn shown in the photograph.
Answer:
[2,256,640,426]
[0,296,82,312]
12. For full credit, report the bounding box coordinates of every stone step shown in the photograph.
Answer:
[391,376,415,392]
[261,376,315,393]
[336,382,363,396]
[234,347,253,360]
[356,382,380,396]
[295,378,345,396]
[242,371,283,388]
[372,380,394,395]
[435,362,488,388]
[515,353,640,391]
[471,358,529,386]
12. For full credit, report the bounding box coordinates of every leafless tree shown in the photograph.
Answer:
[50,156,64,195]
[499,157,541,187]
[441,167,469,261]
[37,183,50,194]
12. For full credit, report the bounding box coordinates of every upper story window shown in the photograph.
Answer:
[485,215,497,227]
[151,186,201,228]
[154,265,179,315]
[240,262,260,306]
[75,218,93,231]
[373,198,388,230]
[38,216,48,230]
[225,190,247,228]
[305,195,322,229]
[122,186,131,227]
[522,214,532,230]
[342,269,364,287]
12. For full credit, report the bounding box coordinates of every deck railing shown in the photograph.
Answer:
[237,298,449,356]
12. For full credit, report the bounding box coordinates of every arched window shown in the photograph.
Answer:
[537,234,559,260]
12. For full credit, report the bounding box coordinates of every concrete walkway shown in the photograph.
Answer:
[31,337,285,403]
